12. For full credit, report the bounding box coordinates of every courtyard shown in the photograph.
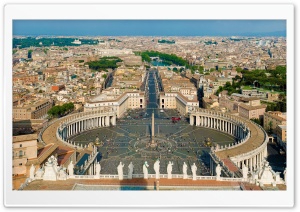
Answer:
[70,108,236,176]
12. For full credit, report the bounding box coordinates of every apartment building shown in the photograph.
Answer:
[12,134,38,175]
[13,99,53,120]
[264,111,287,131]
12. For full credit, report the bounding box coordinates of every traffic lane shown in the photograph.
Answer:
[267,142,286,175]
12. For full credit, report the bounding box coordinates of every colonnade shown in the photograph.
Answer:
[57,112,116,143]
[190,110,268,173]
[232,143,268,171]
[190,114,247,140]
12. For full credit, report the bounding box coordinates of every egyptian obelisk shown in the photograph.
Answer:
[150,111,156,147]
[151,111,155,143]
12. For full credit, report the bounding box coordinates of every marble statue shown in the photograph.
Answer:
[216,164,221,180]
[275,172,281,182]
[35,166,44,179]
[43,155,58,181]
[242,164,248,179]
[258,160,277,185]
[96,162,101,175]
[68,161,74,176]
[143,161,149,179]
[154,159,160,179]
[128,162,134,179]
[191,163,197,180]
[167,161,173,179]
[57,167,67,180]
[52,156,59,173]
[29,164,35,180]
[117,162,124,180]
[183,162,188,179]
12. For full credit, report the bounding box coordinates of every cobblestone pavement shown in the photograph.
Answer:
[70,109,235,176]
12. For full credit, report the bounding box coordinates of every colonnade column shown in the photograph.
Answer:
[264,147,268,158]
[106,116,110,126]
[233,125,236,137]
[112,115,116,126]
[190,115,194,126]
[196,116,200,126]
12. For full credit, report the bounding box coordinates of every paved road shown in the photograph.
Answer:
[267,142,286,177]
[146,69,160,117]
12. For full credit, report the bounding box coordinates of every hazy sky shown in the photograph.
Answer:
[13,20,286,36]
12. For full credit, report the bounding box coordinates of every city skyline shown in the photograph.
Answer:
[13,20,286,37]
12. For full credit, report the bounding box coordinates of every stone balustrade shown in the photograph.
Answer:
[68,174,243,181]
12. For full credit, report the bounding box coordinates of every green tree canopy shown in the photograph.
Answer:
[47,102,74,118]
[85,57,122,71]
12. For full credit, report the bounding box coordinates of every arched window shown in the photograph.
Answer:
[19,150,23,157]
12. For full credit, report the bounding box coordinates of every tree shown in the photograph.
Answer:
[251,118,263,126]
[28,50,33,59]
[236,67,243,72]
[268,121,273,133]
[47,102,74,118]
[225,82,231,87]
[233,75,241,82]
[278,93,285,101]
[85,57,122,71]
